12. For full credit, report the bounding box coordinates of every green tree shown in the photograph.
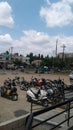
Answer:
[13,59,23,67]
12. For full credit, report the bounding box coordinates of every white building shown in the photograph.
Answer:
[12,53,30,65]
[58,53,73,59]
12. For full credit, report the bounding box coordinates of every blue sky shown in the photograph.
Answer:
[0,0,73,56]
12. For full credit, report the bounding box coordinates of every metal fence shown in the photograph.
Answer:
[25,97,73,130]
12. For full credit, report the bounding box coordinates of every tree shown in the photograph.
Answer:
[27,52,34,63]
[13,59,23,67]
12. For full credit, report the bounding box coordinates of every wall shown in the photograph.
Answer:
[0,113,68,130]
[0,114,29,130]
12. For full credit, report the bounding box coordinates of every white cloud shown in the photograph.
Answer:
[40,0,73,27]
[22,30,49,45]
[0,30,73,56]
[0,34,13,42]
[12,30,73,56]
[0,2,14,28]
[0,34,13,52]
[12,30,50,55]
[63,0,73,4]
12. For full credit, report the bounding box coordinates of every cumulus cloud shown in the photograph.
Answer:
[0,2,14,28]
[0,34,13,52]
[0,30,73,56]
[40,0,73,27]
[63,0,73,4]
[12,30,73,56]
[0,34,13,43]
[12,30,50,55]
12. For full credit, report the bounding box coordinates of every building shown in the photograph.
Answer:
[0,51,11,69]
[0,51,30,69]
[12,53,30,65]
[31,60,42,67]
[58,52,73,59]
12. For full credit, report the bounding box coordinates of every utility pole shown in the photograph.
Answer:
[56,39,58,57]
[10,47,13,63]
[61,44,66,61]
[11,47,13,54]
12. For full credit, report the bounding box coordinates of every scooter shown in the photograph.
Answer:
[1,80,18,101]
[26,87,48,107]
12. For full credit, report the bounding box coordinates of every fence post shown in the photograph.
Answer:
[31,101,33,113]
[67,101,70,126]
[25,113,33,130]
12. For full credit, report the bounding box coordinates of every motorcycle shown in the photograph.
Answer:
[1,80,18,101]
[20,77,29,91]
[26,87,48,107]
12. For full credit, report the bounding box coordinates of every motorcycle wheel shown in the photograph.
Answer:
[1,92,4,97]
[20,86,24,90]
[1,88,4,97]
[20,86,28,91]
[43,100,48,107]
[23,86,28,91]
[27,95,31,102]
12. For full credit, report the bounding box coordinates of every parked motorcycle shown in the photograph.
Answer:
[20,77,29,91]
[44,79,65,104]
[1,80,18,101]
[26,87,48,107]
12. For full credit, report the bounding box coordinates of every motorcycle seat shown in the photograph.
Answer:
[30,88,39,94]
[30,88,40,99]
